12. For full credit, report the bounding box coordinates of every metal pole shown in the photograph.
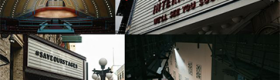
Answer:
[101,70,105,80]
[9,34,14,80]
[86,62,88,80]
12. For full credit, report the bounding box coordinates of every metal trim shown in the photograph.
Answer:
[25,67,80,80]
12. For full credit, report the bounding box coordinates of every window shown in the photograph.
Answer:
[119,73,121,79]
[118,76,120,80]
[122,71,125,78]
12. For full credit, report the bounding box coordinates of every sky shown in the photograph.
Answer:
[115,0,123,33]
[75,35,125,80]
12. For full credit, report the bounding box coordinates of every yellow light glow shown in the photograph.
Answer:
[35,10,77,18]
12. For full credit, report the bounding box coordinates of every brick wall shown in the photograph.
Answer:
[13,48,23,80]
[0,36,11,80]
[0,33,63,80]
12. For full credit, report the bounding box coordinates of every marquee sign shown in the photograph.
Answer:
[129,0,246,34]
[34,51,78,69]
[27,37,84,79]
[153,0,219,24]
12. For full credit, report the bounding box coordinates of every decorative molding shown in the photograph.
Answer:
[65,0,72,6]
[188,62,193,76]
[33,0,39,11]
[196,64,201,79]
[13,35,23,47]
[39,0,46,7]
[257,25,279,34]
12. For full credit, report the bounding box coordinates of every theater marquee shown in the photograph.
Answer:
[129,0,264,34]
[153,0,231,24]
[27,37,84,79]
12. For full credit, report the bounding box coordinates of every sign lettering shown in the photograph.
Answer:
[153,0,216,24]
[35,51,78,69]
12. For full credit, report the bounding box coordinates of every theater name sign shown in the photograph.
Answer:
[129,0,262,34]
[153,0,236,24]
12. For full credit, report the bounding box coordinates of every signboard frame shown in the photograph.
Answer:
[130,0,241,34]
[23,35,86,80]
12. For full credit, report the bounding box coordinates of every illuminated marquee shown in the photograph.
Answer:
[153,0,220,24]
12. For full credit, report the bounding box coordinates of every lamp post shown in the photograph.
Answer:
[92,58,113,80]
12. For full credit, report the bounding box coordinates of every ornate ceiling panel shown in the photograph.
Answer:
[0,0,114,18]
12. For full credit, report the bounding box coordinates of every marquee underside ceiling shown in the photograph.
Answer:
[0,0,115,18]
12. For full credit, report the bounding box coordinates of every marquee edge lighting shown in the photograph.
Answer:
[0,0,7,15]
[81,0,88,13]
[104,0,113,17]
[12,0,19,18]
[91,0,99,18]
[23,0,30,13]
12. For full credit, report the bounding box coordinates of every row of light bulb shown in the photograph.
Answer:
[198,16,242,35]
[0,0,110,18]
[92,0,99,18]
[81,0,88,13]
[12,0,19,18]
[23,0,30,13]
[104,0,113,17]
[0,0,7,14]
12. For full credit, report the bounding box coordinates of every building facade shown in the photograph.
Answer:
[0,34,86,80]
[69,43,76,52]
[0,34,23,80]
[116,65,125,80]
[167,43,212,80]
[120,0,279,34]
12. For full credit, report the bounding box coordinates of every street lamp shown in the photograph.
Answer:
[92,58,113,80]
[92,74,98,80]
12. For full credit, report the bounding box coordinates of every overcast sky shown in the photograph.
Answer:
[75,35,124,80]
